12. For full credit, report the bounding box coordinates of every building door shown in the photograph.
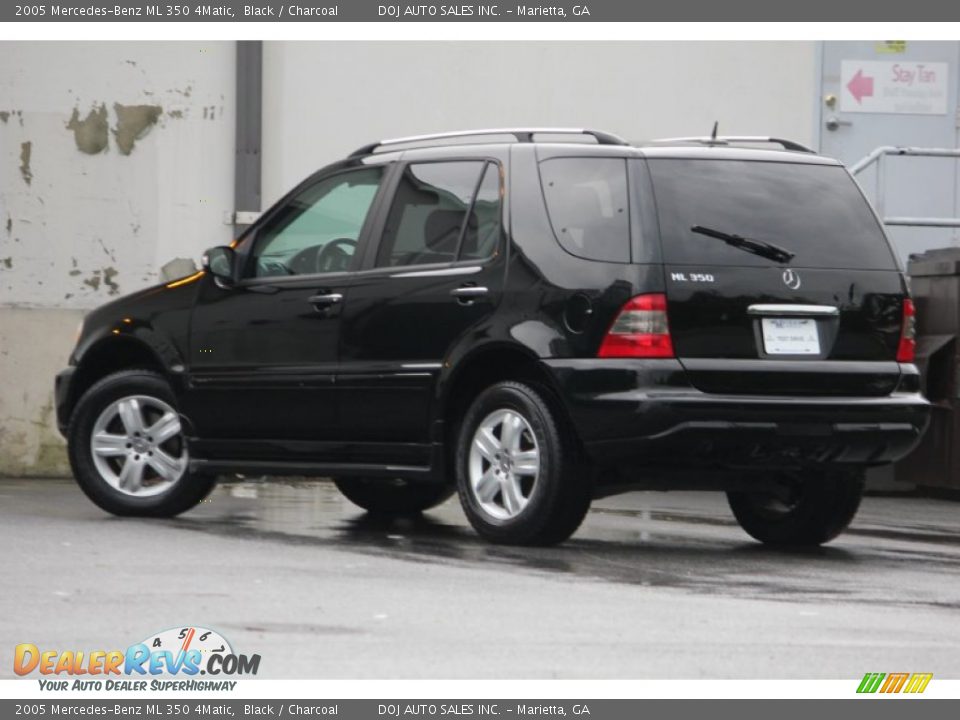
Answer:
[819,41,960,260]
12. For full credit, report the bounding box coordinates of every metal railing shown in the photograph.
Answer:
[849,146,960,228]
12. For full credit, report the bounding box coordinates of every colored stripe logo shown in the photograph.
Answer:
[857,672,932,694]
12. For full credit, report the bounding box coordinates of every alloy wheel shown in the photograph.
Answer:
[89,395,187,497]
[468,408,541,520]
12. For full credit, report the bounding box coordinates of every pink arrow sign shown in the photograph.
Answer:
[847,69,875,104]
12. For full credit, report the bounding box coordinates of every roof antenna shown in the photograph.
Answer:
[710,121,719,142]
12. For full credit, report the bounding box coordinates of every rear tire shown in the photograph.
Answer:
[455,381,592,546]
[68,369,216,518]
[333,477,453,515]
[727,468,865,546]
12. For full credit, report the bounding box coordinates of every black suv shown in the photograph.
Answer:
[56,128,930,546]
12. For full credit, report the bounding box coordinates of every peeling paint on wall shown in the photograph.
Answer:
[66,104,109,155]
[112,103,162,155]
[103,267,120,294]
[80,267,120,294]
[96,237,117,262]
[83,272,101,291]
[19,141,32,185]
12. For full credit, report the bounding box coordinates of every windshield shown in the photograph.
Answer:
[647,159,898,270]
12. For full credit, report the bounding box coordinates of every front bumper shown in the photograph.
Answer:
[54,366,76,436]
[544,359,931,468]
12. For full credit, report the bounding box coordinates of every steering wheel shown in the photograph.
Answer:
[315,238,358,273]
[286,238,358,276]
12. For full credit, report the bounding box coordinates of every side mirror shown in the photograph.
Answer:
[202,246,237,285]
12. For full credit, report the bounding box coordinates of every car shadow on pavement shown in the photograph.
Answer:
[167,502,864,601]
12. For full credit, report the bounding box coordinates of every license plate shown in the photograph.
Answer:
[761,318,820,355]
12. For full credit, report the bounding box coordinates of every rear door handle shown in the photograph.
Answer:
[450,286,488,299]
[308,293,343,306]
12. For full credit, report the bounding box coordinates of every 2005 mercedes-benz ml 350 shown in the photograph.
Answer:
[56,128,930,547]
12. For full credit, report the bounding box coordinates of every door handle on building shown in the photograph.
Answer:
[825,116,852,132]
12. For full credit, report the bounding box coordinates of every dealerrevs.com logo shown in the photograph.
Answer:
[14,626,260,692]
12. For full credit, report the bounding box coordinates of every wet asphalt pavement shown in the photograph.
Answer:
[2,477,959,679]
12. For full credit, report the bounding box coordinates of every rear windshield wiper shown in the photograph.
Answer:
[690,225,796,264]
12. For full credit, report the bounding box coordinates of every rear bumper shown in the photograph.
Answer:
[544,359,931,468]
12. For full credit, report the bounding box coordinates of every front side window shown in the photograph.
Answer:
[538,157,630,263]
[376,161,501,268]
[251,167,383,278]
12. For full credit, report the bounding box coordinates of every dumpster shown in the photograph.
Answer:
[895,247,960,489]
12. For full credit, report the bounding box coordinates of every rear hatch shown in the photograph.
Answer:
[646,154,906,397]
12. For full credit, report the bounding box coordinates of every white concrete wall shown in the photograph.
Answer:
[262,41,818,203]
[0,308,83,476]
[0,41,236,475]
[0,41,237,310]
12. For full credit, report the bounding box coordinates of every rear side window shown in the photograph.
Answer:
[538,158,630,263]
[376,161,501,268]
[647,159,897,270]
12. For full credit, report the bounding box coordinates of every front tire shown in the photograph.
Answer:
[455,381,592,546]
[332,477,453,515]
[67,369,216,517]
[727,469,865,546]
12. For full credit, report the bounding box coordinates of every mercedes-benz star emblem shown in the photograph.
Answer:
[782,268,802,291]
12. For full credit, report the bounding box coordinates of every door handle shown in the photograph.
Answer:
[450,286,489,299]
[825,116,852,132]
[308,293,343,306]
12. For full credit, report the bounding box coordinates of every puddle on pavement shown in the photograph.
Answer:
[4,477,956,610]
[153,478,960,610]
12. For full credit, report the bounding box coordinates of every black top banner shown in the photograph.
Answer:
[5,0,960,21]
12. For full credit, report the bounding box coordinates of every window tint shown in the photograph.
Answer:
[647,159,897,270]
[376,161,499,268]
[252,167,382,278]
[538,158,630,263]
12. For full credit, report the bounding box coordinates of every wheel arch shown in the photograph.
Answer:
[435,341,579,465]
[67,335,171,422]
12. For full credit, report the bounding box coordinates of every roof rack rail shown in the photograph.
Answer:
[349,128,629,157]
[648,136,816,154]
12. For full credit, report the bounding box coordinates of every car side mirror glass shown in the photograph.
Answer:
[202,246,236,284]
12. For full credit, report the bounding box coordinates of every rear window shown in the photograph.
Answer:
[647,159,897,270]
[538,158,630,263]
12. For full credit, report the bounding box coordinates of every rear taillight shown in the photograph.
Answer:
[896,298,916,363]
[597,293,674,358]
